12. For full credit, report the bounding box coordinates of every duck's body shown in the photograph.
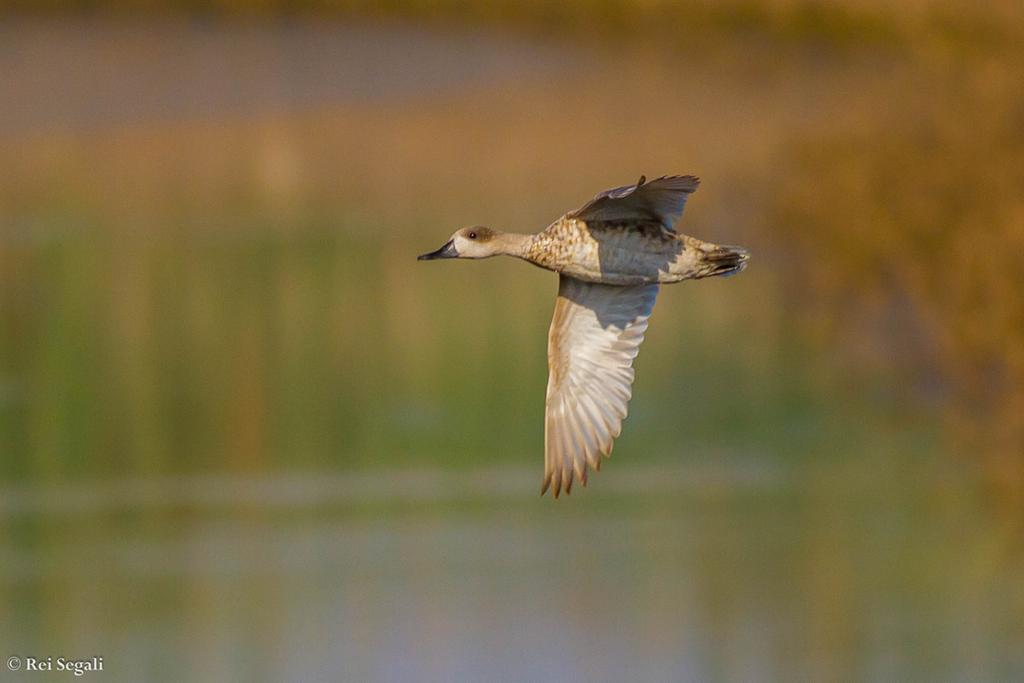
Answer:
[419,175,749,497]
[522,217,746,285]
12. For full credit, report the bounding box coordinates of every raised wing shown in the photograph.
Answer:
[567,175,699,232]
[543,276,659,497]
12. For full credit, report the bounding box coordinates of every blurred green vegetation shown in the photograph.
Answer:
[1,1,1022,498]
[2,201,897,482]
[0,0,1019,497]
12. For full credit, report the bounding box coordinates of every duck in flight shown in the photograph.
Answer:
[418,175,749,497]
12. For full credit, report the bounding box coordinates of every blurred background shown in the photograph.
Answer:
[1,1,1023,681]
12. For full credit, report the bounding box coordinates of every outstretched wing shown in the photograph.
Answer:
[567,175,699,232]
[543,275,659,497]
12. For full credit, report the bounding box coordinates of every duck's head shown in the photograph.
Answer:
[418,226,501,260]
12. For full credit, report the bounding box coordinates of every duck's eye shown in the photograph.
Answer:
[468,231,477,239]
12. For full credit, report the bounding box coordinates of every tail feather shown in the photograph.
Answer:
[700,244,750,278]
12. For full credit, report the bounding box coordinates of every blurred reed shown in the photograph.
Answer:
[1,3,1021,499]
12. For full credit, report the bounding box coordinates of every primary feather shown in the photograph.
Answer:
[567,175,700,231]
[542,276,658,497]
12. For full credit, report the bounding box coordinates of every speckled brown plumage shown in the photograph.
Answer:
[522,217,745,286]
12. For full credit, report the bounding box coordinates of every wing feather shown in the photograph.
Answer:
[542,276,659,497]
[567,174,699,231]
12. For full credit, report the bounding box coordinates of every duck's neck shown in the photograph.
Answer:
[495,232,533,258]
